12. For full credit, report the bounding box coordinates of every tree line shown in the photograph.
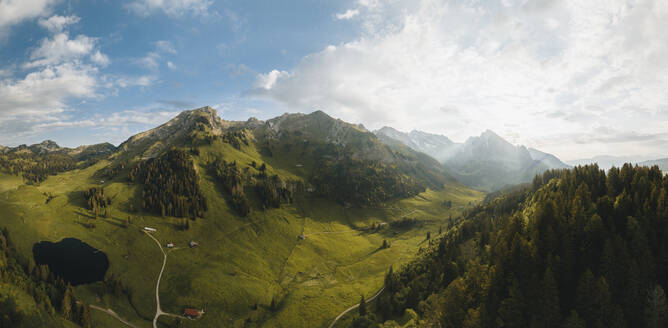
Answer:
[0,153,77,185]
[311,156,425,206]
[211,158,297,217]
[0,228,92,327]
[129,148,207,218]
[354,164,668,328]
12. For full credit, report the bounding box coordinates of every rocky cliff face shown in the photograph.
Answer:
[117,106,233,158]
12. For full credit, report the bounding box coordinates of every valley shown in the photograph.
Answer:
[0,108,483,328]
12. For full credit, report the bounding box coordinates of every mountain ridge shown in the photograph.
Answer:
[375,127,569,191]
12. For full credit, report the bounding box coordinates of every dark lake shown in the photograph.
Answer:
[33,238,109,285]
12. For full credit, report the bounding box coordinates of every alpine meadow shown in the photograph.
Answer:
[1,1,668,328]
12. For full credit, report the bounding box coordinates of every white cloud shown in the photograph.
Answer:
[90,50,110,67]
[254,0,668,160]
[137,52,160,70]
[0,0,58,37]
[167,61,176,69]
[114,75,155,88]
[336,9,360,20]
[126,0,212,17]
[25,33,96,68]
[254,69,290,90]
[0,62,99,117]
[155,40,176,54]
[94,110,180,126]
[38,14,79,33]
[0,11,157,144]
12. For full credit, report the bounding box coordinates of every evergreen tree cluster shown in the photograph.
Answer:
[257,174,293,209]
[0,153,77,185]
[359,164,668,328]
[311,156,425,206]
[211,158,296,217]
[94,161,127,181]
[0,228,91,327]
[83,187,111,217]
[129,148,207,218]
[220,130,250,150]
[213,159,250,216]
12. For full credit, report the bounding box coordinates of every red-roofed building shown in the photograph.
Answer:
[184,308,203,318]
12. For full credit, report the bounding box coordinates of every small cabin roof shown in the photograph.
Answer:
[184,308,201,316]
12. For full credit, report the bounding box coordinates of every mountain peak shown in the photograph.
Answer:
[27,140,62,154]
[187,105,216,115]
[38,140,60,147]
[119,106,226,157]
[480,129,501,139]
[308,109,333,120]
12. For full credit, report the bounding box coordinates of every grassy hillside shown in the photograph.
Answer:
[0,108,484,328]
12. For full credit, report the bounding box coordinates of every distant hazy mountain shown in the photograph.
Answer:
[1,139,116,160]
[375,128,569,191]
[567,154,667,170]
[375,127,458,162]
[637,158,668,172]
[528,148,570,170]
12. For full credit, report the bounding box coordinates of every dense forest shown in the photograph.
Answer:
[0,153,77,185]
[355,164,668,328]
[311,156,425,206]
[212,159,251,216]
[0,228,92,328]
[129,148,207,218]
[211,158,296,217]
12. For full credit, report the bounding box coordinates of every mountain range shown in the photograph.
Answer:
[567,154,668,171]
[375,126,569,191]
[1,139,116,159]
[0,110,575,192]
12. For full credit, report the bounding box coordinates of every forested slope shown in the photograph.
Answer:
[353,164,668,328]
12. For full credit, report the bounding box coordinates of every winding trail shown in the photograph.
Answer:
[327,287,385,328]
[143,230,180,328]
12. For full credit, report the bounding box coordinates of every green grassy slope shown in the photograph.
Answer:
[0,108,485,328]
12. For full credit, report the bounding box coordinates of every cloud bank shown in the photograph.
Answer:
[254,0,668,159]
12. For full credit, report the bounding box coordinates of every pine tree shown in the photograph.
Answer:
[359,295,367,316]
[498,280,525,328]
[270,297,277,311]
[645,284,668,328]
[80,304,92,328]
[536,267,560,328]
[563,311,586,328]
[575,270,598,325]
[61,285,74,321]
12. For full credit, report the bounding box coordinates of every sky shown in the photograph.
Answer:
[0,0,667,161]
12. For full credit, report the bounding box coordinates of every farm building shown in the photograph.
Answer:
[189,241,199,248]
[144,227,157,232]
[166,242,174,248]
[184,308,203,318]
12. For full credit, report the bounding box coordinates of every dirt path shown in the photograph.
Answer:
[143,230,182,328]
[327,287,385,328]
[88,304,139,328]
